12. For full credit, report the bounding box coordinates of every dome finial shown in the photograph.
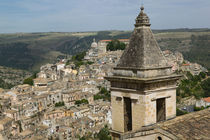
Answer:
[141,5,144,11]
[135,5,151,27]
[93,38,96,42]
[140,0,144,11]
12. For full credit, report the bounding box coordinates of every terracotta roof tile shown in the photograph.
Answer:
[182,64,190,66]
[203,97,210,103]
[158,108,210,139]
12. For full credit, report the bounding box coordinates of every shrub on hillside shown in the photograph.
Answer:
[107,40,126,51]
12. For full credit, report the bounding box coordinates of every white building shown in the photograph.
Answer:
[196,97,210,107]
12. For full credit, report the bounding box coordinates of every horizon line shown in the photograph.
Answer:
[0,28,210,34]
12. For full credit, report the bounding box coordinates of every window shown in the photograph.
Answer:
[157,136,162,140]
[156,98,166,122]
[124,97,132,132]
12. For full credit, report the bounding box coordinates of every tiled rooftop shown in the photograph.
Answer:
[158,108,210,139]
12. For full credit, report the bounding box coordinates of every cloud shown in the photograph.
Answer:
[0,0,210,33]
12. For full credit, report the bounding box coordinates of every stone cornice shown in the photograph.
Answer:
[114,66,172,71]
[105,74,182,84]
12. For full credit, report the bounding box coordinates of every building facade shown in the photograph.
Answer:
[105,6,181,139]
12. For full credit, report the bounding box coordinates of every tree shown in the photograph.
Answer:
[0,78,13,89]
[176,108,188,116]
[71,51,87,69]
[194,106,205,111]
[100,87,108,94]
[199,72,206,79]
[176,74,208,99]
[23,72,37,86]
[94,87,111,101]
[107,40,126,51]
[79,137,86,140]
[75,99,89,105]
[72,52,86,62]
[55,102,65,107]
[97,125,111,140]
[201,78,210,97]
[23,77,33,86]
[94,94,103,101]
[87,61,94,65]
[186,72,193,80]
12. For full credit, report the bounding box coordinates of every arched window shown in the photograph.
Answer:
[157,136,162,140]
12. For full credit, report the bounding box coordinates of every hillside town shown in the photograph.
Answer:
[0,36,208,139]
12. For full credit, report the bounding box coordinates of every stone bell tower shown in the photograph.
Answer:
[105,6,181,137]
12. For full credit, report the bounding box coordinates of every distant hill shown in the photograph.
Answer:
[155,29,210,69]
[0,66,31,89]
[0,28,210,71]
[183,35,210,69]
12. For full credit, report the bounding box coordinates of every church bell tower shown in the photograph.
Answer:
[105,6,181,137]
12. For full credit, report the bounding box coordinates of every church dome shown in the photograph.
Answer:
[91,38,98,48]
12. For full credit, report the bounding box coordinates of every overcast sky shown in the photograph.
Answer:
[0,0,210,33]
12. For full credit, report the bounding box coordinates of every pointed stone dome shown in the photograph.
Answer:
[135,6,151,27]
[114,6,172,78]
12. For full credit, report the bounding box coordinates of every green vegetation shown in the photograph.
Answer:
[0,42,32,70]
[23,72,37,86]
[0,31,127,71]
[176,108,188,116]
[96,125,111,140]
[23,78,33,86]
[65,60,70,66]
[70,51,94,69]
[94,87,110,101]
[75,99,89,105]
[74,61,94,68]
[72,51,86,62]
[86,61,94,65]
[200,78,210,97]
[158,37,186,52]
[0,78,13,89]
[55,102,65,107]
[79,125,111,140]
[0,66,32,88]
[183,35,210,69]
[176,105,210,116]
[0,29,209,71]
[71,51,86,68]
[194,105,210,111]
[74,61,85,69]
[106,40,126,51]
[79,132,93,140]
[177,72,209,101]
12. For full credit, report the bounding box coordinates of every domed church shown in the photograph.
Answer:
[84,38,99,61]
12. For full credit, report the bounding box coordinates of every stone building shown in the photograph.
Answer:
[105,6,186,139]
[196,97,210,107]
[62,90,81,108]
[105,6,210,140]
[84,38,99,61]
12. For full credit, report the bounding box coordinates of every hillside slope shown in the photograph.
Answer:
[0,29,210,71]
[0,66,31,89]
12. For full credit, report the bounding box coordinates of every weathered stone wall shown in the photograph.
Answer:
[144,87,176,126]
[125,133,172,140]
[113,67,173,78]
[111,96,125,132]
[132,95,146,131]
[111,83,176,132]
